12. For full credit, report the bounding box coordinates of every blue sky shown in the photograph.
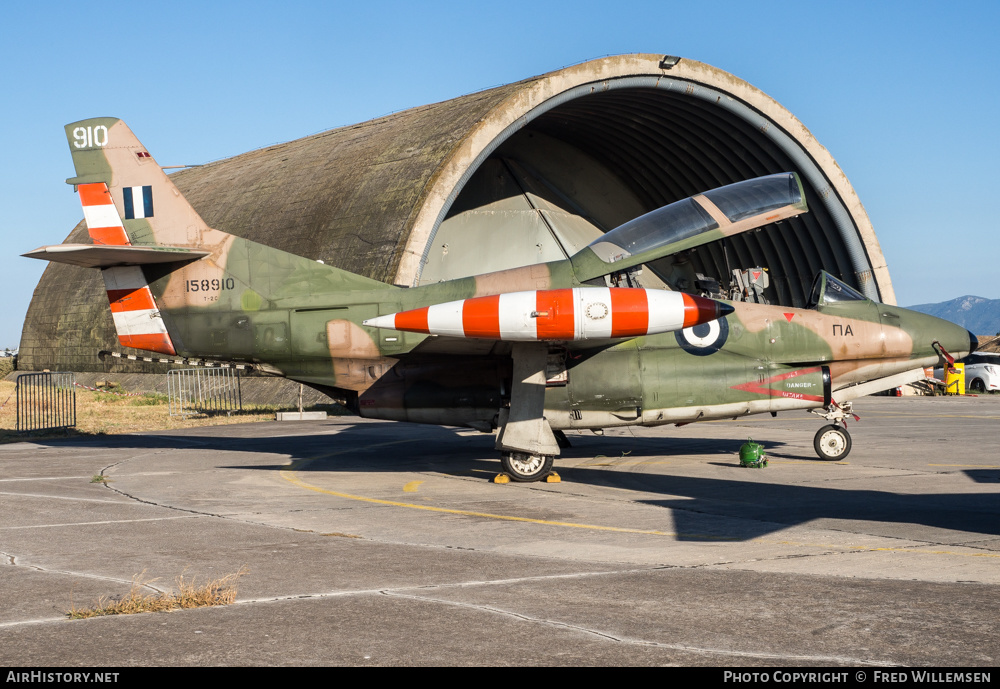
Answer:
[1,0,998,348]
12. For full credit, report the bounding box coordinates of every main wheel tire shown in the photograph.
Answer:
[971,378,986,393]
[814,424,852,460]
[500,452,555,482]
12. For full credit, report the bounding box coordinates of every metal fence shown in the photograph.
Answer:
[167,368,242,417]
[16,372,77,432]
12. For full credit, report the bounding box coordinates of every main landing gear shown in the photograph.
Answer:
[810,401,858,461]
[500,452,555,482]
[494,343,561,483]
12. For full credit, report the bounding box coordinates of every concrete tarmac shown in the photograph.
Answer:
[1,395,998,666]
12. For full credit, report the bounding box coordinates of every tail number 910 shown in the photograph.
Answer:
[186,278,236,293]
[72,125,109,149]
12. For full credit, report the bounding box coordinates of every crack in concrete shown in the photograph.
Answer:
[0,476,98,482]
[0,491,121,504]
[378,589,898,665]
[96,457,228,519]
[0,616,68,629]
[805,523,1000,556]
[0,550,165,592]
[227,568,673,611]
[0,562,960,664]
[1,516,203,531]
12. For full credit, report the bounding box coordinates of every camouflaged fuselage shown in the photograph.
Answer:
[151,254,972,430]
[32,118,975,435]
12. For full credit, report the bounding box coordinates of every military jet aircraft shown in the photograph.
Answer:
[25,119,977,481]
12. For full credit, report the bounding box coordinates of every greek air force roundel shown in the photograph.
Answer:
[674,317,729,355]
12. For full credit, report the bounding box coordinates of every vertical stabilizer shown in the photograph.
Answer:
[58,118,392,359]
[65,118,219,249]
[70,173,177,354]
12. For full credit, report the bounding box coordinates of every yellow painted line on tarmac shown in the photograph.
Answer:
[278,442,731,540]
[278,441,998,558]
[402,480,424,493]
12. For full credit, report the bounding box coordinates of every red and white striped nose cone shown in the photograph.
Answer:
[363,288,732,341]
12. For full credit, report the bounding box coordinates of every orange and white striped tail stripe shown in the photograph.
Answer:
[79,183,130,246]
[363,288,730,341]
[78,183,176,355]
[101,266,176,355]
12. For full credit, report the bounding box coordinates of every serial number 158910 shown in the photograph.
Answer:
[186,278,236,293]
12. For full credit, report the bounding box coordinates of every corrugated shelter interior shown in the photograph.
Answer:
[20,54,892,374]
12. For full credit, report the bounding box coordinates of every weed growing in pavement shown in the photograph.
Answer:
[68,568,247,619]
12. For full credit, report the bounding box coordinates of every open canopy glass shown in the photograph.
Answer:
[572,173,807,281]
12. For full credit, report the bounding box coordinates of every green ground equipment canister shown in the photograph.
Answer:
[739,438,768,468]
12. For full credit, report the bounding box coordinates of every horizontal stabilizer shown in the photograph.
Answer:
[22,244,209,268]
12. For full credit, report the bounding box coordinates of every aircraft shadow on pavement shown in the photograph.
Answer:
[566,467,1000,541]
[963,469,1000,484]
[23,422,1000,542]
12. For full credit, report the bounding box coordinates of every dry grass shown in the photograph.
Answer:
[0,380,340,442]
[68,568,247,619]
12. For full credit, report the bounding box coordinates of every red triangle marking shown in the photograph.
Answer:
[783,312,795,322]
[751,271,762,281]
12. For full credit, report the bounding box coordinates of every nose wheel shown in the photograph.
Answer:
[814,424,852,460]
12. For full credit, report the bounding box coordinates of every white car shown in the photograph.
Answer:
[964,352,1000,393]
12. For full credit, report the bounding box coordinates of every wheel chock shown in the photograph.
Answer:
[493,471,560,484]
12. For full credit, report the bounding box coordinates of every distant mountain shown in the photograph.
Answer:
[907,296,1000,336]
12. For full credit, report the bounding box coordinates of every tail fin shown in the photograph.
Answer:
[64,125,186,354]
[63,118,390,296]
[48,118,393,358]
[65,118,215,249]
[64,122,192,355]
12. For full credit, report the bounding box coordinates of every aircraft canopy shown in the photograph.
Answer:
[573,173,807,281]
[809,270,870,307]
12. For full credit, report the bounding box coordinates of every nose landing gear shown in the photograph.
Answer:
[810,401,858,461]
[814,424,852,460]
